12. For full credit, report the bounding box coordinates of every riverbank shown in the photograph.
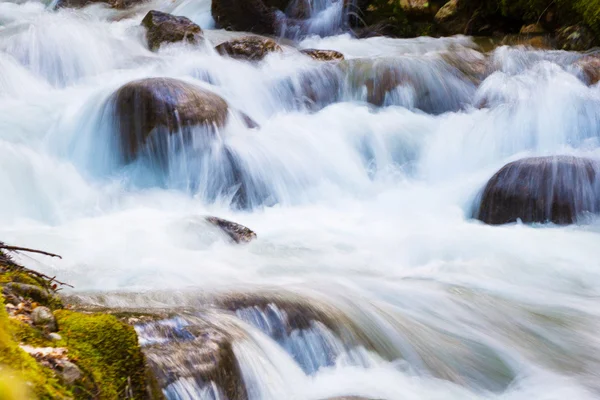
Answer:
[0,249,161,399]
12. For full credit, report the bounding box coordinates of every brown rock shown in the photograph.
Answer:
[215,36,282,61]
[301,49,345,61]
[575,55,600,85]
[476,156,600,225]
[112,78,229,163]
[520,23,545,34]
[141,10,203,51]
[206,216,257,244]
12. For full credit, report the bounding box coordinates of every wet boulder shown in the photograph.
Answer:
[112,78,228,163]
[211,0,284,35]
[215,36,282,61]
[575,55,600,85]
[301,49,345,61]
[139,315,248,400]
[141,10,203,51]
[206,216,257,243]
[476,156,600,225]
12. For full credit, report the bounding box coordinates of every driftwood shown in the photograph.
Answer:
[0,242,73,289]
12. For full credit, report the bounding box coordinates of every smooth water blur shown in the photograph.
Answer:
[2,0,600,399]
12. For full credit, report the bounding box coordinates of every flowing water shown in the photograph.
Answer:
[2,0,600,399]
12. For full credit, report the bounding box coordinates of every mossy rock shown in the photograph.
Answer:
[55,310,155,399]
[0,294,70,398]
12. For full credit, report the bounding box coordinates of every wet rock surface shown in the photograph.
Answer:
[575,55,600,85]
[138,315,247,400]
[141,10,203,51]
[301,48,345,61]
[215,36,283,61]
[477,156,600,225]
[112,77,229,163]
[206,216,257,244]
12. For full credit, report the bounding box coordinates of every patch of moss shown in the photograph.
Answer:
[0,294,70,399]
[571,0,600,35]
[8,318,54,348]
[54,310,151,399]
[0,270,45,287]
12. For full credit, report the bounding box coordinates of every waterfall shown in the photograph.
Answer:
[2,0,600,398]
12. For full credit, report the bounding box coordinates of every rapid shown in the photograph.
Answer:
[1,0,600,399]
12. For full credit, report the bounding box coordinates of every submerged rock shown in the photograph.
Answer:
[301,49,345,61]
[206,216,257,243]
[112,77,229,163]
[215,36,282,61]
[139,315,248,400]
[476,156,600,225]
[141,10,203,51]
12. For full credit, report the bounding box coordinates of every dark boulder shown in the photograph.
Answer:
[476,156,600,225]
[301,49,345,61]
[112,78,228,164]
[206,216,257,243]
[141,10,203,51]
[211,0,284,35]
[215,36,282,61]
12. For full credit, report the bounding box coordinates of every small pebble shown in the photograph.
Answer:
[48,333,62,341]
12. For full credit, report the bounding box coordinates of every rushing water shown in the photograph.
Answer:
[2,0,600,399]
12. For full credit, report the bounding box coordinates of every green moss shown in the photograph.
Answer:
[55,310,150,399]
[0,294,69,399]
[571,0,600,34]
[8,318,54,348]
[0,270,45,287]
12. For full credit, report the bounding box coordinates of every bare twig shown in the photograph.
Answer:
[0,242,72,289]
[0,244,62,259]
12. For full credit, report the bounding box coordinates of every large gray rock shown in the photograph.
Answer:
[476,156,600,225]
[141,10,203,51]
